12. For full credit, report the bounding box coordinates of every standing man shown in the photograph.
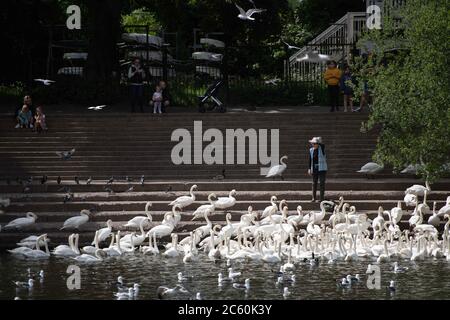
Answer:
[307,137,327,202]
[324,60,341,112]
[128,58,146,113]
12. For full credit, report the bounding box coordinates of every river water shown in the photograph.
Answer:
[1,253,449,300]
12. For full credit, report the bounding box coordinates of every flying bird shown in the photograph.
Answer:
[264,78,281,85]
[235,3,266,21]
[281,39,301,50]
[34,79,55,86]
[296,51,332,63]
[88,105,107,111]
[56,148,76,160]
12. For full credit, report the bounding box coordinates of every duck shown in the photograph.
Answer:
[3,212,37,230]
[123,201,152,229]
[61,209,90,230]
[215,190,237,210]
[169,184,197,208]
[265,155,288,179]
[393,262,408,273]
[233,279,250,290]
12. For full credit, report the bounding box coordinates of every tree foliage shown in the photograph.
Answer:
[357,0,450,182]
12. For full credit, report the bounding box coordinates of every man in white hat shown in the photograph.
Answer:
[308,137,327,202]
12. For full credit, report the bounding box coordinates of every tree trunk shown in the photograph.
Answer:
[84,0,122,84]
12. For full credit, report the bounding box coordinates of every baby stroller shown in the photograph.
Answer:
[198,80,226,113]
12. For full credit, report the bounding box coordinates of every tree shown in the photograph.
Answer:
[356,0,450,182]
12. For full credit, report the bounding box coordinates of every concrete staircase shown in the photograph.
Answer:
[0,111,448,249]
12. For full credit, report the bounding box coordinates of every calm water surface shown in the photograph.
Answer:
[1,253,449,300]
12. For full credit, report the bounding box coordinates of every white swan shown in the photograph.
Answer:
[16,235,50,248]
[3,212,37,230]
[438,196,450,217]
[96,219,113,243]
[163,234,180,258]
[266,155,288,179]
[287,205,303,227]
[357,162,384,175]
[142,232,159,255]
[61,209,90,230]
[169,184,197,208]
[122,218,149,247]
[192,193,216,220]
[372,206,385,234]
[404,193,418,207]
[53,234,77,256]
[123,201,152,228]
[428,202,441,227]
[215,190,237,210]
[405,180,430,196]
[391,201,403,225]
[73,249,105,262]
[262,196,278,218]
[82,230,99,254]
[22,234,50,259]
[193,209,213,238]
[146,213,175,239]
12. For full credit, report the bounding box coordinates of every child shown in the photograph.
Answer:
[17,105,33,128]
[323,61,342,112]
[340,66,355,112]
[34,106,47,132]
[152,85,163,114]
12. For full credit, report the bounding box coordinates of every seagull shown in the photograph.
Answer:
[140,175,145,186]
[56,148,76,160]
[86,177,92,185]
[34,79,55,86]
[218,273,232,286]
[156,285,189,299]
[228,268,241,279]
[264,78,281,85]
[281,39,301,50]
[337,277,351,288]
[13,279,34,289]
[387,280,396,292]
[194,292,202,300]
[177,272,193,282]
[296,51,332,63]
[88,105,107,111]
[235,3,266,21]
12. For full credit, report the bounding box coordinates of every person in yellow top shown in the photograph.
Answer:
[323,60,342,112]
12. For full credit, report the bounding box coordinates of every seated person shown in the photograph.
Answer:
[15,95,35,121]
[34,106,48,132]
[149,80,171,113]
[16,105,33,128]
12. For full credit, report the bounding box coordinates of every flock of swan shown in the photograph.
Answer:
[2,179,450,299]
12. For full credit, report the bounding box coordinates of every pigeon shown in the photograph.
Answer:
[296,51,332,63]
[165,185,173,193]
[23,186,31,194]
[235,3,266,21]
[125,176,132,183]
[88,105,107,111]
[213,169,226,180]
[86,177,92,185]
[281,39,301,50]
[58,186,71,193]
[124,186,134,193]
[40,175,47,185]
[107,176,114,185]
[34,79,55,86]
[74,176,80,185]
[63,193,73,204]
[140,175,145,186]
[56,148,75,160]
[104,186,115,195]
[57,176,62,185]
